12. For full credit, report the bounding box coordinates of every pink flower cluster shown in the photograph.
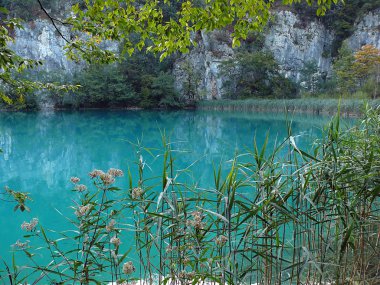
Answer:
[131,187,143,199]
[186,211,205,230]
[75,205,91,217]
[21,218,39,232]
[89,168,124,186]
[122,261,135,275]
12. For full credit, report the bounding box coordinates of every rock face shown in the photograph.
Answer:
[173,31,234,100]
[9,19,80,74]
[346,9,380,50]
[9,19,118,75]
[264,10,334,81]
[174,9,380,100]
[174,10,335,100]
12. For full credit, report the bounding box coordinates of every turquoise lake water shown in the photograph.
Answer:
[0,110,336,281]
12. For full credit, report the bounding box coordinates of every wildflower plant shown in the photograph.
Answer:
[1,168,140,285]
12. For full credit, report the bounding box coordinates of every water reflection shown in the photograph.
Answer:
[0,110,337,195]
[0,110,337,264]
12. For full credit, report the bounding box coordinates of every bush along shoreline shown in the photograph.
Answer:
[2,97,380,117]
[197,99,380,117]
[1,105,379,284]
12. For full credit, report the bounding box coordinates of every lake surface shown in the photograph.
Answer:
[0,110,336,280]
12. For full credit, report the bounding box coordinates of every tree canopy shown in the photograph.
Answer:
[66,0,342,62]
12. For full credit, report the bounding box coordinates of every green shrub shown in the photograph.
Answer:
[60,55,180,109]
[70,64,138,108]
[221,51,297,99]
[152,72,183,109]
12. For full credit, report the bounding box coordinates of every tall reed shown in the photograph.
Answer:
[1,105,379,284]
[197,99,380,117]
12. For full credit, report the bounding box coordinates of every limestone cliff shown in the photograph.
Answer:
[9,20,79,74]
[8,8,380,102]
[174,9,379,100]
[8,20,118,75]
[173,31,234,100]
[264,10,334,82]
[346,9,380,50]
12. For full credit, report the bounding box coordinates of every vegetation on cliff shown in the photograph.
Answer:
[292,0,380,54]
[0,0,379,110]
[58,53,183,109]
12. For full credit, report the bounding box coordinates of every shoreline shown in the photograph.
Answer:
[198,105,362,117]
[0,105,197,113]
[1,99,379,116]
[197,99,380,117]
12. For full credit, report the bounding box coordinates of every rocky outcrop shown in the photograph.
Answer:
[346,9,380,50]
[173,8,380,100]
[264,10,334,81]
[7,18,119,109]
[174,10,335,100]
[9,20,80,74]
[173,31,234,100]
[9,19,118,75]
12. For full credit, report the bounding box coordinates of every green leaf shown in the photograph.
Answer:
[0,7,9,14]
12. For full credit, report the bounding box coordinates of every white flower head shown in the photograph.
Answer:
[122,261,135,275]
[89,169,105,178]
[110,236,121,248]
[75,184,87,192]
[131,187,143,199]
[108,168,124,177]
[215,235,228,246]
[100,173,115,185]
[21,218,39,232]
[12,240,30,249]
[70,177,80,184]
[106,219,116,232]
[75,205,91,217]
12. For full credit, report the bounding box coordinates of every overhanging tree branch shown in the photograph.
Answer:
[36,0,71,44]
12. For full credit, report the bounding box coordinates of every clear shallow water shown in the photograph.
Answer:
[0,110,335,279]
